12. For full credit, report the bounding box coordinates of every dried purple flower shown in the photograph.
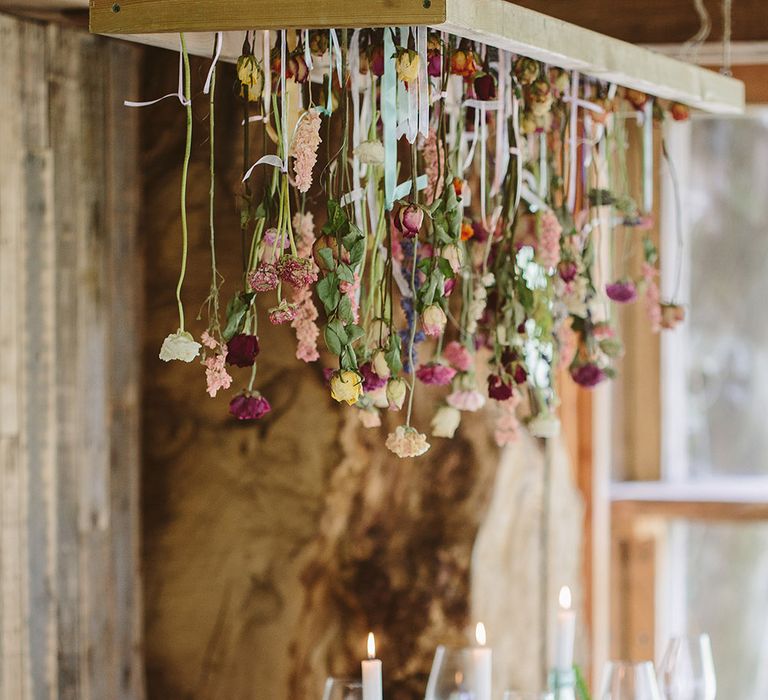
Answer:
[226,334,260,367]
[229,392,271,420]
[605,280,638,304]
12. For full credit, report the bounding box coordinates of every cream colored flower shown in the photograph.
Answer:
[355,140,385,166]
[330,370,363,405]
[159,330,202,363]
[528,412,561,438]
[442,243,464,274]
[386,377,407,411]
[372,350,391,380]
[421,304,447,337]
[431,405,462,438]
[385,425,430,458]
[236,55,264,102]
[396,50,420,83]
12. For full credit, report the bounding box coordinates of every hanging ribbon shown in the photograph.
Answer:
[417,26,429,138]
[383,28,398,210]
[491,50,509,197]
[203,32,223,95]
[242,30,289,181]
[479,105,488,226]
[566,71,580,213]
[642,100,654,213]
[303,29,313,71]
[510,95,523,213]
[125,35,190,107]
[349,30,365,229]
[262,30,271,122]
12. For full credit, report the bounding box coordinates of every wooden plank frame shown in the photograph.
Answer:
[89,0,745,115]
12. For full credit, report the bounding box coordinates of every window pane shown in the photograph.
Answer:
[664,520,768,700]
[685,114,768,477]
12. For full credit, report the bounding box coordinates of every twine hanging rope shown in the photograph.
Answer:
[681,0,712,63]
[721,0,733,76]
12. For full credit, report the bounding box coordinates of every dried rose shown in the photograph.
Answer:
[159,330,201,363]
[237,54,264,102]
[416,362,457,386]
[360,362,387,392]
[268,300,299,325]
[606,280,638,304]
[488,374,514,401]
[395,49,420,83]
[229,392,271,420]
[386,377,407,411]
[289,54,309,84]
[570,362,607,388]
[431,405,461,438]
[248,263,280,293]
[394,203,424,238]
[330,370,363,405]
[226,334,260,367]
[277,255,316,289]
[514,56,539,85]
[421,304,447,337]
[473,72,497,101]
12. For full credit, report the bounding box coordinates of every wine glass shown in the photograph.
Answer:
[657,634,716,700]
[425,646,481,700]
[503,692,555,700]
[599,661,662,699]
[321,677,363,700]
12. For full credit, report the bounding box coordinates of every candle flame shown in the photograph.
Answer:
[367,632,376,659]
[559,586,572,610]
[475,622,487,646]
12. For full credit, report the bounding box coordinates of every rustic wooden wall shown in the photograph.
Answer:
[139,50,585,700]
[0,13,143,700]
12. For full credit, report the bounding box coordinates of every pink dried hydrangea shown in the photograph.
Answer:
[642,262,662,333]
[290,110,322,193]
[277,254,317,289]
[290,213,320,362]
[422,129,445,204]
[537,210,562,269]
[199,331,233,398]
[248,263,280,293]
[268,300,298,325]
[494,393,521,446]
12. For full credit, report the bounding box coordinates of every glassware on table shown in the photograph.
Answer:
[503,692,555,700]
[657,634,716,700]
[425,646,483,700]
[599,661,662,700]
[321,677,363,700]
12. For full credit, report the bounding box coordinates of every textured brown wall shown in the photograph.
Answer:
[139,49,584,700]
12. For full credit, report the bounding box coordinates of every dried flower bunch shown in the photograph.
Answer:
[157,28,688,458]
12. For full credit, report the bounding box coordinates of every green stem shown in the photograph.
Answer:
[177,33,193,332]
[208,56,220,334]
[405,239,419,427]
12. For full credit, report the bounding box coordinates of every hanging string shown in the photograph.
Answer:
[662,139,685,302]
[721,0,733,76]
[681,0,712,63]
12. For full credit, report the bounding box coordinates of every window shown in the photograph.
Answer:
[609,110,768,700]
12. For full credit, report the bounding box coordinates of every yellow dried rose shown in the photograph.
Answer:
[396,49,420,83]
[236,54,264,102]
[330,370,363,405]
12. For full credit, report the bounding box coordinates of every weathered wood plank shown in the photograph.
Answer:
[0,12,143,699]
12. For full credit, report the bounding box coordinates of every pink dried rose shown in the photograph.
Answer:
[570,362,606,388]
[248,263,280,292]
[558,260,579,284]
[288,54,310,84]
[394,204,424,239]
[277,254,317,289]
[261,228,290,263]
[268,300,298,325]
[605,280,638,303]
[360,362,387,392]
[229,392,271,420]
[416,362,457,386]
[226,334,260,367]
[446,388,486,412]
[443,341,473,372]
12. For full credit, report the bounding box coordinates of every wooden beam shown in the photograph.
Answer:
[87,0,744,114]
[509,0,768,45]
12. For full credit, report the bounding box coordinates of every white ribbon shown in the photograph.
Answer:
[303,29,313,71]
[642,100,653,213]
[262,30,271,122]
[125,36,190,107]
[511,95,522,212]
[417,25,429,138]
[349,30,364,229]
[203,31,223,95]
[566,71,580,213]
[491,50,509,197]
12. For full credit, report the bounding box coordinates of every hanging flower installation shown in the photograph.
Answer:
[157,28,688,458]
